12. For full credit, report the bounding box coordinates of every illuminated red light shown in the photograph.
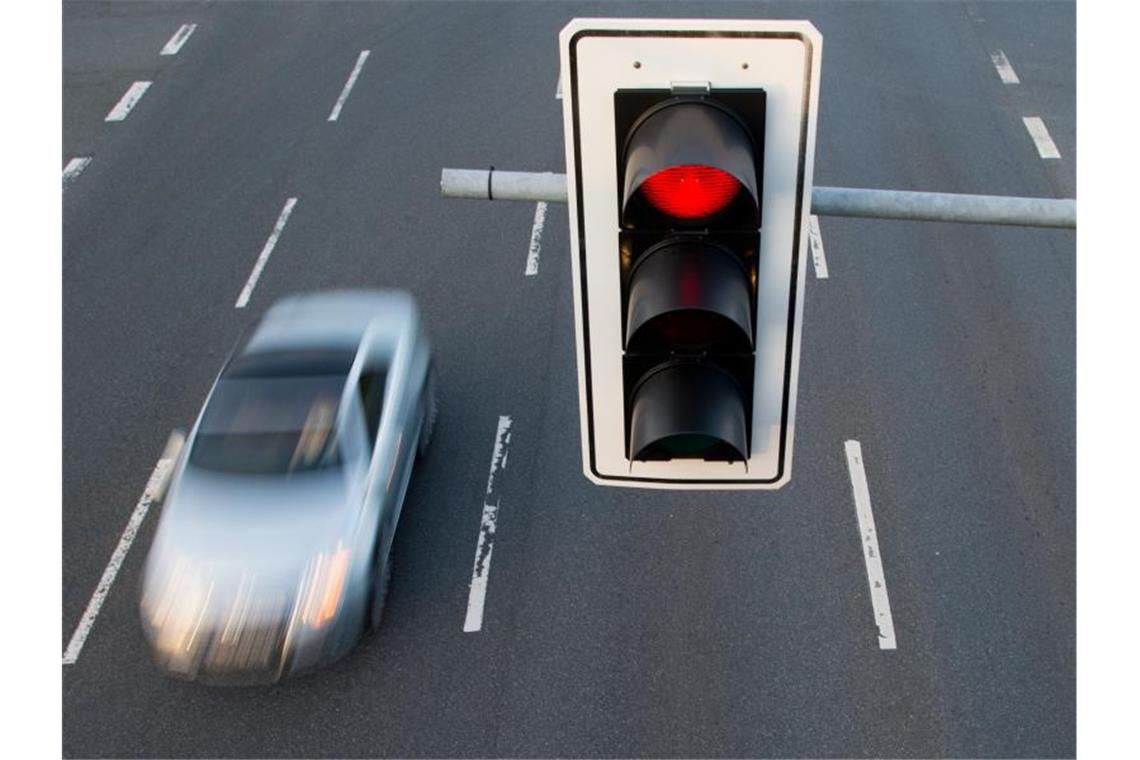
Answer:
[640,165,741,220]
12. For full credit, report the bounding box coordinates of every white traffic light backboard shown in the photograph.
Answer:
[560,18,822,489]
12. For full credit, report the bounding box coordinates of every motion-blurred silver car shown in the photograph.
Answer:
[139,290,436,683]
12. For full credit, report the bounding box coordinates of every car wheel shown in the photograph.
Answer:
[368,556,391,631]
[417,366,438,458]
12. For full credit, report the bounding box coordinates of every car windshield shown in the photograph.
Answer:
[189,374,346,475]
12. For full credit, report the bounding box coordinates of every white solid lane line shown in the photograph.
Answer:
[843,440,898,650]
[62,157,92,191]
[555,73,562,100]
[990,50,1020,84]
[808,214,829,280]
[463,415,513,633]
[328,50,371,122]
[525,202,548,276]
[1023,117,1061,159]
[63,431,185,665]
[104,81,152,122]
[235,198,298,309]
[160,23,197,56]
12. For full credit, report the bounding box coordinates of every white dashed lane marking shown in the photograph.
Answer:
[809,214,829,279]
[235,197,298,309]
[62,157,92,191]
[104,81,152,122]
[160,23,197,56]
[63,431,184,665]
[328,50,371,122]
[1023,117,1061,159]
[844,440,898,651]
[463,415,513,633]
[525,202,548,276]
[990,50,1020,84]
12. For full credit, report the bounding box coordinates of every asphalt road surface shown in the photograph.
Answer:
[62,1,1075,757]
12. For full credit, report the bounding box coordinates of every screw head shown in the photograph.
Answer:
[633,61,641,69]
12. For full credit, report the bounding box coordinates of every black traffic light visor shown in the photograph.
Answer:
[627,361,749,462]
[621,98,760,228]
[625,237,753,354]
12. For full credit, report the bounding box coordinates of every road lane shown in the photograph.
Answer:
[961,0,1076,197]
[62,0,412,641]
[62,0,208,161]
[64,3,566,756]
[804,5,1074,753]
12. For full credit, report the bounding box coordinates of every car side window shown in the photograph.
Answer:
[358,370,387,446]
[338,391,368,467]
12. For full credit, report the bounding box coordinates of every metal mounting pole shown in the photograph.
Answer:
[442,169,569,203]
[440,168,1075,229]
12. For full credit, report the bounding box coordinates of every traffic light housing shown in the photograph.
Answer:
[561,19,822,489]
[617,91,765,465]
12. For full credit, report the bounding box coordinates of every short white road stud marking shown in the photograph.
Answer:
[525,202,548,276]
[844,440,898,650]
[808,214,829,280]
[990,50,1020,84]
[1023,117,1061,159]
[104,81,152,121]
[160,23,197,56]
[63,431,185,665]
[62,157,92,191]
[328,50,371,122]
[463,415,512,633]
[235,197,298,309]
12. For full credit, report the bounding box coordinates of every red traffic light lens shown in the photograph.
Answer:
[640,165,741,220]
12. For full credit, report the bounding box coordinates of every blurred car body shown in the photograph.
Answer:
[139,290,436,683]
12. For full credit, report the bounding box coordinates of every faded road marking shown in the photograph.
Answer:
[463,415,512,633]
[809,214,829,279]
[990,50,1020,84]
[525,202,548,276]
[62,157,92,191]
[844,440,897,650]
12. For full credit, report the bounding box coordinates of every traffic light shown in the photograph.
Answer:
[618,90,765,466]
[560,19,822,489]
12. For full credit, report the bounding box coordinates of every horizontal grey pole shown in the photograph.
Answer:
[442,168,569,203]
[440,168,1075,229]
[811,186,1075,228]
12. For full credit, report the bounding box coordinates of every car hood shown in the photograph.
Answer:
[142,465,361,621]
